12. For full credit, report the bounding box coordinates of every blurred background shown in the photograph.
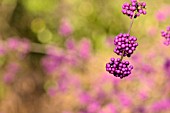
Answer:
[0,0,170,113]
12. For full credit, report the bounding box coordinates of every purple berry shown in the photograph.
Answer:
[105,58,133,79]
[161,26,170,46]
[121,1,147,19]
[114,33,138,57]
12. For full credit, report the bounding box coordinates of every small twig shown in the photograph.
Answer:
[120,12,136,62]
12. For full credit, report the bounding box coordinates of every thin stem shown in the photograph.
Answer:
[31,42,46,54]
[128,13,135,34]
[120,13,136,62]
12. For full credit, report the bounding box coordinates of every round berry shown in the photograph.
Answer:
[114,33,138,57]
[122,1,146,19]
[106,58,133,79]
[161,26,170,46]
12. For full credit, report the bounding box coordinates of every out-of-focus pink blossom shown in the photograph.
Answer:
[66,50,78,66]
[0,42,6,55]
[79,92,93,105]
[7,37,20,50]
[95,88,107,101]
[140,63,154,74]
[41,46,65,73]
[6,37,30,55]
[3,73,15,84]
[57,71,69,92]
[131,53,142,63]
[46,45,63,56]
[150,99,170,112]
[59,20,73,37]
[105,37,114,47]
[118,93,132,107]
[41,56,59,73]
[87,101,100,113]
[78,38,91,60]
[3,63,20,84]
[131,54,154,74]
[65,38,76,50]
[19,38,30,55]
[155,11,167,22]
[139,90,148,100]
[155,5,170,22]
[68,74,81,89]
[41,55,65,73]
[100,73,120,84]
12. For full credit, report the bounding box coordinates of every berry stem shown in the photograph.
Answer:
[128,13,135,34]
[120,12,136,62]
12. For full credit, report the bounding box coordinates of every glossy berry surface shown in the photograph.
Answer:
[122,0,147,19]
[114,33,138,57]
[161,26,170,46]
[106,58,133,79]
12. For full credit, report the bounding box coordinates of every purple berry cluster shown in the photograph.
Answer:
[105,0,146,79]
[114,33,138,57]
[161,26,170,46]
[122,0,146,19]
[106,58,133,79]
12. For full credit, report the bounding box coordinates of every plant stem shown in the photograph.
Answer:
[30,42,46,54]
[120,13,135,62]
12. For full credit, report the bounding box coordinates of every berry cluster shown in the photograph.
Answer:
[114,33,138,57]
[105,0,146,79]
[106,58,133,79]
[161,26,170,46]
[122,0,146,19]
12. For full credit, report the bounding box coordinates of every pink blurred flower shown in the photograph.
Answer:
[6,37,30,55]
[100,73,120,84]
[78,38,91,60]
[59,20,73,37]
[3,63,20,84]
[41,46,65,73]
[131,53,141,62]
[105,37,114,47]
[57,71,69,92]
[0,42,6,55]
[65,38,76,50]
[41,56,59,73]
[155,11,167,22]
[87,102,100,113]
[7,37,20,50]
[139,90,148,100]
[155,5,170,22]
[66,50,78,66]
[3,73,15,84]
[19,38,30,55]
[79,92,93,105]
[118,93,132,107]
[151,99,170,112]
[46,45,63,56]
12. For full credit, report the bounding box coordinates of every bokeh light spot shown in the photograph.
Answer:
[38,29,53,43]
[31,18,46,33]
